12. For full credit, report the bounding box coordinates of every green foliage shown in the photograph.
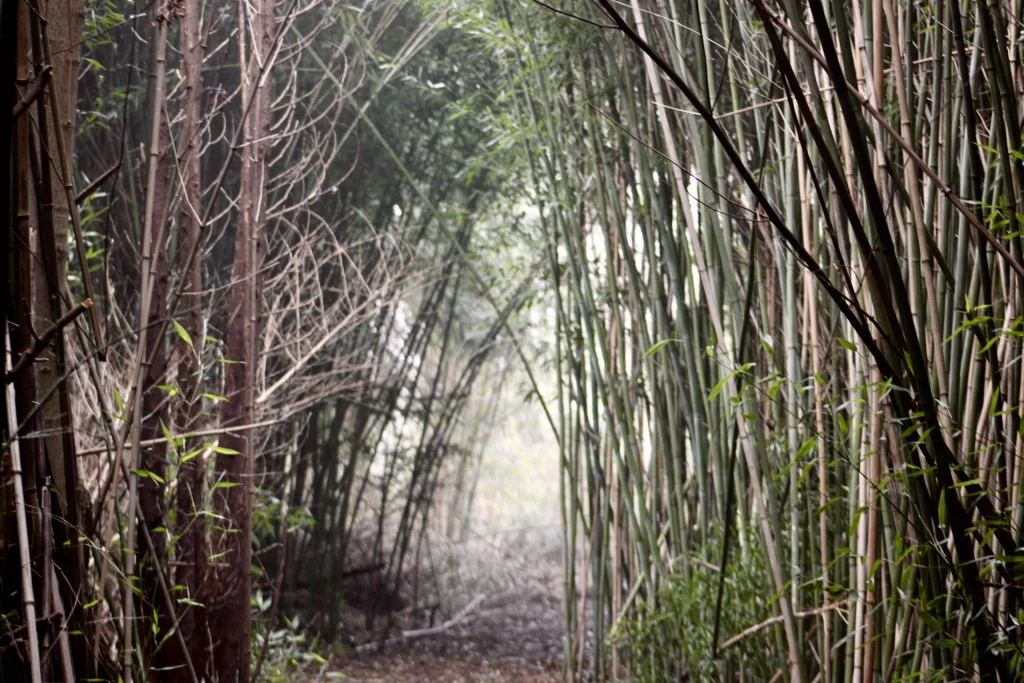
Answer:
[250,602,329,680]
[82,0,125,50]
[614,530,782,682]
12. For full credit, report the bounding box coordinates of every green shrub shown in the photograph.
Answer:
[613,529,783,682]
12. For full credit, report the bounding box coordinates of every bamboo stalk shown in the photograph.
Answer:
[490,0,1024,678]
[5,325,42,683]
[122,16,169,682]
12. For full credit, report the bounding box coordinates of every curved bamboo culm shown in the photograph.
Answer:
[464,0,1024,679]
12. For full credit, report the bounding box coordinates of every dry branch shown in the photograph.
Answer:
[6,299,93,384]
[716,601,849,656]
[76,418,286,456]
[13,65,51,120]
[74,162,120,204]
[355,593,488,651]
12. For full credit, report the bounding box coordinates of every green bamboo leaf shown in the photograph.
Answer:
[173,320,193,348]
[707,374,731,402]
[797,437,816,459]
[160,420,185,449]
[976,334,999,357]
[133,469,165,485]
[180,448,203,464]
[645,338,676,356]
[989,387,1001,416]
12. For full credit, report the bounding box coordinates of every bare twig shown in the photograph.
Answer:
[76,418,286,456]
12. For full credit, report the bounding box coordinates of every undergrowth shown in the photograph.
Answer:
[613,528,783,682]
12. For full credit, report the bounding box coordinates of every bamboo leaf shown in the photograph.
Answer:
[173,319,193,348]
[645,338,676,356]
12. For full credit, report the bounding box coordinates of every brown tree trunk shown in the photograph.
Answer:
[25,0,89,675]
[28,0,83,511]
[210,0,274,678]
[2,5,41,680]
[165,0,211,675]
[170,0,211,679]
[210,109,255,683]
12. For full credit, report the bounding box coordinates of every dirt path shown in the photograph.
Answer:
[327,583,563,681]
[321,529,566,682]
[328,655,560,683]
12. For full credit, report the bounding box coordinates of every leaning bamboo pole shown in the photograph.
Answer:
[5,326,42,683]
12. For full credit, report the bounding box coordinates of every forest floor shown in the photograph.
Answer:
[315,526,569,682]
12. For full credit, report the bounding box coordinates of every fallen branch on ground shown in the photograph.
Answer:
[355,593,487,651]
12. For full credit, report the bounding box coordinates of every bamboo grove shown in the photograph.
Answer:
[7,0,1024,680]
[451,0,1024,680]
[3,0,533,681]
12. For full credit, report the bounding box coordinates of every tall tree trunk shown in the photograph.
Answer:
[2,6,41,681]
[28,0,83,510]
[210,0,274,678]
[25,0,89,675]
[171,0,210,678]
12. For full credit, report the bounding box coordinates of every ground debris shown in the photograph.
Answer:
[323,527,565,682]
[324,652,561,683]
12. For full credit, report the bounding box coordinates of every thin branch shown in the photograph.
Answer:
[13,65,51,120]
[6,299,93,384]
[76,418,286,456]
[716,601,849,656]
[74,162,121,204]
[530,0,618,29]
